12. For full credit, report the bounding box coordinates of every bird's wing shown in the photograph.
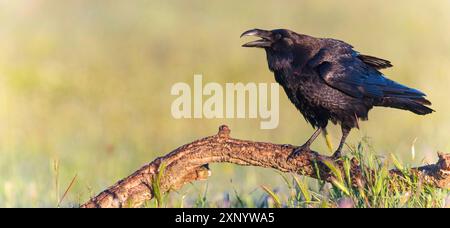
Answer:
[321,39,393,69]
[308,46,425,99]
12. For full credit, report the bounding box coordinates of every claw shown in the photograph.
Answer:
[331,150,343,160]
[288,145,310,161]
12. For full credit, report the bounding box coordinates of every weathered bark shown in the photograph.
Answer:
[81,125,450,208]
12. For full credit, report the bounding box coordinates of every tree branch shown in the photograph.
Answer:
[81,125,450,208]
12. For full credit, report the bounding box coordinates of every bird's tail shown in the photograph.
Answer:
[374,77,434,115]
[376,96,434,115]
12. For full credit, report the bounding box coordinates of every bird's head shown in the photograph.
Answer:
[241,28,297,51]
[241,28,305,71]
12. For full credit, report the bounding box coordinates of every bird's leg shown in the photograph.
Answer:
[288,128,322,160]
[332,126,351,158]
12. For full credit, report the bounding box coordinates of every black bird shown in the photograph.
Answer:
[241,28,433,158]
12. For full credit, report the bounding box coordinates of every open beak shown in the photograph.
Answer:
[240,29,273,48]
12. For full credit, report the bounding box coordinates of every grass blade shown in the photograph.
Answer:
[323,131,334,154]
[261,185,282,208]
[152,161,167,208]
[57,174,77,208]
[322,159,344,183]
[390,154,404,171]
[331,178,350,196]
[293,175,311,202]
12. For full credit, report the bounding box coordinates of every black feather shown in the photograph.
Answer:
[378,97,434,115]
[358,54,393,69]
[243,28,433,155]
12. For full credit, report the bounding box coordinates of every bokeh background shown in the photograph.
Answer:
[0,0,449,207]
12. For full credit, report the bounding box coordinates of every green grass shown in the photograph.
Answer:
[145,142,449,208]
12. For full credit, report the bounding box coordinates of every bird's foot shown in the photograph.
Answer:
[288,144,311,161]
[331,150,343,160]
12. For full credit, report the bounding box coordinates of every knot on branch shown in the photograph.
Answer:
[437,152,450,171]
[217,125,231,138]
[171,164,211,190]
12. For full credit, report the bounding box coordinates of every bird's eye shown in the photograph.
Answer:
[275,34,282,40]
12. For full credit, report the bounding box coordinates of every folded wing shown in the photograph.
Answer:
[308,43,433,115]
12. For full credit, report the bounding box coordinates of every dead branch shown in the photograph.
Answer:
[81,125,450,208]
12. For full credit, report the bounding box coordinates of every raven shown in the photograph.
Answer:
[241,28,433,158]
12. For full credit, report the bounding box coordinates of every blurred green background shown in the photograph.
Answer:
[0,0,449,207]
